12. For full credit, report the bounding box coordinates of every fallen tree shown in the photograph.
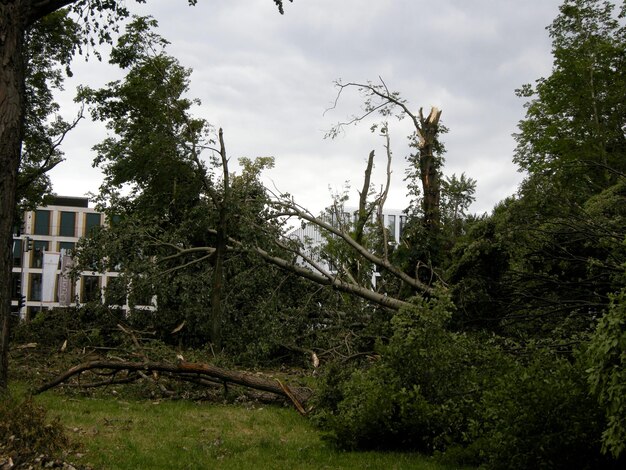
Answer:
[33,359,311,415]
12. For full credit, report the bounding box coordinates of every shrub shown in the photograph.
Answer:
[11,306,126,349]
[314,293,508,453]
[465,350,618,470]
[586,288,626,459]
[0,396,70,465]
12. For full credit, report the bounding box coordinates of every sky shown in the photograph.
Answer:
[49,0,564,216]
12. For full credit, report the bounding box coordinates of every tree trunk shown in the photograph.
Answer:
[419,108,442,232]
[0,2,26,392]
[33,360,312,412]
[209,129,230,350]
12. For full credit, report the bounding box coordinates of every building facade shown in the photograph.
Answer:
[288,207,407,280]
[10,196,123,320]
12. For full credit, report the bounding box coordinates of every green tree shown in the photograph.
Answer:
[0,0,292,391]
[587,284,626,458]
[514,0,626,203]
[18,10,83,212]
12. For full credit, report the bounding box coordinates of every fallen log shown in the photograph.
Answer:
[33,360,312,414]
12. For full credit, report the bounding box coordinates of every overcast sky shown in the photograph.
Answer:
[49,0,564,215]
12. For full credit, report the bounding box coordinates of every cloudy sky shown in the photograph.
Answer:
[49,0,564,215]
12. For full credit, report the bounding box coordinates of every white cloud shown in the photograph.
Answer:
[49,0,563,216]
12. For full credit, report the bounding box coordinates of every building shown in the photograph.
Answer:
[288,207,407,280]
[10,196,125,320]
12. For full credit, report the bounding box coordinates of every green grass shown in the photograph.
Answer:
[33,391,457,470]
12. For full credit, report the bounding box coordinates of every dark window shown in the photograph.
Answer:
[34,210,50,235]
[59,211,76,236]
[399,215,407,239]
[82,276,101,303]
[105,276,127,307]
[59,241,75,255]
[27,306,43,319]
[129,278,153,307]
[29,273,42,301]
[31,240,48,268]
[109,214,122,226]
[84,213,102,235]
[11,273,21,300]
[388,215,396,240]
[13,239,22,267]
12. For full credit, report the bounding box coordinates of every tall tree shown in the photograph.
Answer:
[0,0,292,391]
[514,0,626,203]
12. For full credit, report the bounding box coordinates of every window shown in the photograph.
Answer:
[11,273,21,300]
[109,214,122,226]
[388,215,396,240]
[59,211,76,236]
[31,240,48,268]
[84,213,102,235]
[399,215,407,239]
[12,239,22,267]
[29,273,42,301]
[34,210,50,235]
[105,276,127,307]
[27,306,43,319]
[82,276,101,303]
[58,241,75,255]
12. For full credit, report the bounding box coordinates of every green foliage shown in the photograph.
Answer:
[587,287,626,458]
[465,350,612,470]
[18,10,83,211]
[11,306,126,349]
[514,0,626,202]
[0,396,70,466]
[314,292,508,453]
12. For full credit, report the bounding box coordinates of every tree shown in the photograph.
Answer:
[18,10,84,212]
[0,0,292,391]
[327,79,444,234]
[587,286,626,458]
[514,0,626,204]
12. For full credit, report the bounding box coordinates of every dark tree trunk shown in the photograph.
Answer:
[0,1,26,392]
[418,108,442,232]
[209,129,229,350]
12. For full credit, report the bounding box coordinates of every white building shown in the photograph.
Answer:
[10,196,137,320]
[288,207,407,276]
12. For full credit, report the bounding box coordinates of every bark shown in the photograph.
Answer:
[418,107,442,231]
[354,149,375,245]
[209,128,229,350]
[0,1,27,392]
[33,360,312,413]
[0,0,85,393]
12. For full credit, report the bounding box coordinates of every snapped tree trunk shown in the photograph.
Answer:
[209,129,230,350]
[0,2,26,392]
[418,107,442,232]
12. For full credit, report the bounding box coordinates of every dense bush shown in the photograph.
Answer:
[586,288,626,459]
[11,306,126,349]
[463,350,614,470]
[0,396,70,465]
[314,293,508,453]
[314,294,624,468]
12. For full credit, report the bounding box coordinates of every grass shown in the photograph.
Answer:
[33,390,457,470]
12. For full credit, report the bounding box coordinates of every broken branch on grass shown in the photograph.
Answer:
[33,360,312,414]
